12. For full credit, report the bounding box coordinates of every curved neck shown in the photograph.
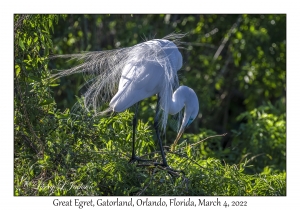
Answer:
[168,86,199,144]
[168,86,187,115]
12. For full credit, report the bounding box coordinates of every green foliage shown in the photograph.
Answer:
[14,14,286,196]
[181,129,225,160]
[15,107,285,196]
[231,102,286,174]
[14,14,59,155]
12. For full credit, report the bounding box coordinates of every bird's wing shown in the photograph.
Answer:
[109,60,164,112]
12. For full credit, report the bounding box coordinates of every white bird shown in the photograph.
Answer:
[50,34,199,167]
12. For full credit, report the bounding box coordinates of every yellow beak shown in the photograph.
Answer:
[171,128,184,152]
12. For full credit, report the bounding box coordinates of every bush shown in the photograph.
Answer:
[15,107,286,196]
[231,102,286,174]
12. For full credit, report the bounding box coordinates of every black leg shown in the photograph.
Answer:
[128,102,139,163]
[131,102,139,160]
[154,95,168,167]
[132,96,183,176]
[129,102,151,163]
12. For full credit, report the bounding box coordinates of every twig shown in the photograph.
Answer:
[190,133,227,148]
[169,150,206,169]
[213,15,242,60]
[21,134,39,154]
[136,167,157,196]
[14,15,30,33]
[156,165,182,177]
[15,73,44,156]
[136,163,186,195]
[184,42,217,49]
[240,153,265,166]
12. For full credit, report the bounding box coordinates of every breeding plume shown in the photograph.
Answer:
[50,34,199,167]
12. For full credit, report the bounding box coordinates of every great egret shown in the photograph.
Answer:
[50,33,199,167]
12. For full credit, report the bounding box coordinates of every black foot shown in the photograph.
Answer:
[156,164,184,176]
[129,156,153,164]
[136,162,184,177]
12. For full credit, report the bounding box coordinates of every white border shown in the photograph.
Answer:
[2,1,298,209]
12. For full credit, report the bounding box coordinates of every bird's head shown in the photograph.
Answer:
[171,86,199,152]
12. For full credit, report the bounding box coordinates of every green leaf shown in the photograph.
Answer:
[126,133,131,141]
[49,18,52,28]
[27,37,32,46]
[236,31,243,39]
[45,45,49,55]
[19,38,25,51]
[15,64,21,76]
[55,112,70,119]
[49,83,60,87]
[28,74,41,82]
[39,98,54,106]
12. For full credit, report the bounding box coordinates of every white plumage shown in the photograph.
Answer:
[50,33,199,166]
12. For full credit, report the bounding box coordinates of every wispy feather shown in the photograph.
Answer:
[49,33,186,133]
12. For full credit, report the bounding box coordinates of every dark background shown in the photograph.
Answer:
[50,14,286,148]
